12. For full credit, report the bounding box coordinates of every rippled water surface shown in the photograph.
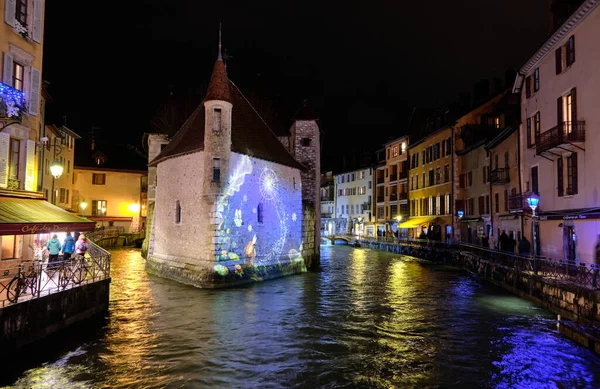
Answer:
[2,246,600,388]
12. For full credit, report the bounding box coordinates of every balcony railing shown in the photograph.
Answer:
[508,194,524,211]
[399,171,408,180]
[390,173,398,181]
[490,168,510,185]
[390,193,397,201]
[536,121,585,154]
[399,192,408,200]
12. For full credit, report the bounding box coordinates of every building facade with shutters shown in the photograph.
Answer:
[145,49,320,287]
[40,124,79,209]
[404,127,454,240]
[381,136,409,237]
[513,0,600,263]
[320,171,335,235]
[333,167,373,237]
[0,0,95,267]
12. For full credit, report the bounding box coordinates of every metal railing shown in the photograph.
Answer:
[536,121,585,154]
[508,193,524,211]
[0,240,111,308]
[399,171,408,180]
[490,168,510,184]
[342,235,599,290]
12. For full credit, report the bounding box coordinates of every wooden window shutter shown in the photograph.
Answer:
[567,36,575,66]
[0,132,9,188]
[557,157,563,197]
[459,173,465,188]
[557,96,563,126]
[455,199,465,214]
[555,47,562,74]
[2,52,13,86]
[92,200,98,216]
[570,87,577,124]
[467,171,472,187]
[28,67,41,116]
[534,112,540,139]
[572,152,578,195]
[25,140,35,191]
[526,117,531,146]
[4,0,16,28]
[478,196,484,215]
[32,0,43,43]
[525,76,531,98]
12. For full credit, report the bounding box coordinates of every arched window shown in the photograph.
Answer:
[257,203,264,224]
[175,201,181,224]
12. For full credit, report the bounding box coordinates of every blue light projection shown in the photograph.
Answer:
[213,154,303,278]
[0,82,26,119]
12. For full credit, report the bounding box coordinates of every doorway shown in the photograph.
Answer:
[563,225,576,263]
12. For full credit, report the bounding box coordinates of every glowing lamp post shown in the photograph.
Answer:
[49,160,63,204]
[396,215,402,240]
[357,216,363,240]
[457,210,464,219]
[80,201,87,217]
[101,206,106,228]
[526,194,540,263]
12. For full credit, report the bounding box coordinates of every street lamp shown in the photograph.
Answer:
[80,201,87,217]
[526,193,540,261]
[101,206,106,228]
[357,216,363,239]
[48,137,63,205]
[457,210,464,219]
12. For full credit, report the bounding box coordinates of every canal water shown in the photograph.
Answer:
[2,246,600,388]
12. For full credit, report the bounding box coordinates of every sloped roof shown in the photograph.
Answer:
[149,79,304,170]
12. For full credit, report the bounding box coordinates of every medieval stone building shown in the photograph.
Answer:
[144,47,320,288]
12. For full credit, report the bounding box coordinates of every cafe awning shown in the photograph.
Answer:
[0,196,95,235]
[398,216,439,228]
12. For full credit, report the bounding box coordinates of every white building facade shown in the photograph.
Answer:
[334,167,372,236]
[514,0,600,263]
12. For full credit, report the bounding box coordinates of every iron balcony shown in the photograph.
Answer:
[536,121,585,155]
[490,168,510,185]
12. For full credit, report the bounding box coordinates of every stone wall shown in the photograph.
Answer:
[0,280,110,350]
[302,203,317,269]
[290,120,320,268]
[147,133,169,203]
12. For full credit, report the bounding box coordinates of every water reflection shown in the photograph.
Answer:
[2,246,600,388]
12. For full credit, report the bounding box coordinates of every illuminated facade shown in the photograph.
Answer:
[334,167,373,236]
[381,136,409,237]
[320,171,335,235]
[514,0,600,263]
[72,166,148,233]
[404,127,454,240]
[146,47,318,287]
[40,124,79,209]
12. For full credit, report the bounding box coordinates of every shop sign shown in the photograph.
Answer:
[0,222,94,235]
[539,213,600,221]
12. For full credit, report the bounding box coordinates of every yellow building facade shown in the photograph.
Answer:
[404,127,454,240]
[73,167,148,233]
[40,124,79,209]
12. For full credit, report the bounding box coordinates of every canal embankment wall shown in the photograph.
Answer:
[0,279,110,350]
[356,239,600,355]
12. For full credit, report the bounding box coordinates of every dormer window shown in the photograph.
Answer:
[213,108,222,132]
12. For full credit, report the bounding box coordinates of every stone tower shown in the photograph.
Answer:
[202,35,233,261]
[289,100,321,268]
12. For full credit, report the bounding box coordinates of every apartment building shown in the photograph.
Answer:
[381,136,409,237]
[40,124,79,209]
[404,127,454,240]
[320,171,335,235]
[334,167,373,236]
[513,0,600,263]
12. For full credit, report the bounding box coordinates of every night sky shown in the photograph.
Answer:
[42,0,549,172]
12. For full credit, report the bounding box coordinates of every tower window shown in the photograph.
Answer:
[212,158,221,182]
[175,201,182,224]
[257,203,264,224]
[301,138,311,146]
[213,108,222,132]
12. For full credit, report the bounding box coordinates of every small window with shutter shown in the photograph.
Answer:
[175,201,182,224]
[12,62,24,91]
[534,68,540,92]
[213,108,222,132]
[15,0,27,26]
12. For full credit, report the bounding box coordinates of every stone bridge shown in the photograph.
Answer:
[320,235,357,245]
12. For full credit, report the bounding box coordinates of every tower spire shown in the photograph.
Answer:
[218,22,222,60]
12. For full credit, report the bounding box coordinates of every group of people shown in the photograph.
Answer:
[45,232,89,263]
[495,230,531,255]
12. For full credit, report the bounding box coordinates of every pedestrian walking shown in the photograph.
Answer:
[75,233,89,258]
[518,236,531,256]
[47,234,61,263]
[593,235,600,289]
[62,232,76,261]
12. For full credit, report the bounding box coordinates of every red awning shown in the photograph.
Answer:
[0,196,95,235]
